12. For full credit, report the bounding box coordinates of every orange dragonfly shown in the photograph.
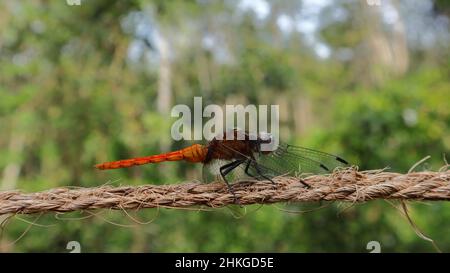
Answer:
[95,129,348,196]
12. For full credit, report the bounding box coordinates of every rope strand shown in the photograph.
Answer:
[0,169,449,215]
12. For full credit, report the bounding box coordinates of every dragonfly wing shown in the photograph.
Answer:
[204,141,349,183]
[243,142,349,179]
[202,160,225,183]
[274,143,349,174]
[240,155,288,179]
[202,159,250,183]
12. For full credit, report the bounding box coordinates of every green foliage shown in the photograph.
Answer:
[0,0,449,252]
[329,67,449,171]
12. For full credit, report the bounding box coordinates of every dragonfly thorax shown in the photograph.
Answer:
[203,129,266,163]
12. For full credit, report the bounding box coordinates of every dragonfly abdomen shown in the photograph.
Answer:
[180,144,208,163]
[95,144,207,170]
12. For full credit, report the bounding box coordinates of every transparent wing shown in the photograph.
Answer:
[202,142,349,183]
[202,160,226,183]
[202,160,250,183]
[221,142,349,181]
[268,143,349,174]
[238,157,286,180]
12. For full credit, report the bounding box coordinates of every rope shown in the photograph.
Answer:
[0,168,449,215]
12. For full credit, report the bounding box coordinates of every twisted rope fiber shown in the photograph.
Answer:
[0,169,449,215]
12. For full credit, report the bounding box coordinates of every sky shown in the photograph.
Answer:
[124,0,449,64]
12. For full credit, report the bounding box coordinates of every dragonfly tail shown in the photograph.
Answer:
[94,144,207,170]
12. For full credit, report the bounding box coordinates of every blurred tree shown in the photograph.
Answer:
[0,0,448,252]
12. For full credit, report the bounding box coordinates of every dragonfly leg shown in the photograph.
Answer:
[243,160,260,181]
[298,178,311,188]
[246,160,276,185]
[219,160,245,203]
[243,160,254,178]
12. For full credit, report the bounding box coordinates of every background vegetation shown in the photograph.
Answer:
[0,0,449,252]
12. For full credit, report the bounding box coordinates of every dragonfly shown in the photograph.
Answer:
[95,129,348,197]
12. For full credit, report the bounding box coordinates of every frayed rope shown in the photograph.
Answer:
[0,168,449,215]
